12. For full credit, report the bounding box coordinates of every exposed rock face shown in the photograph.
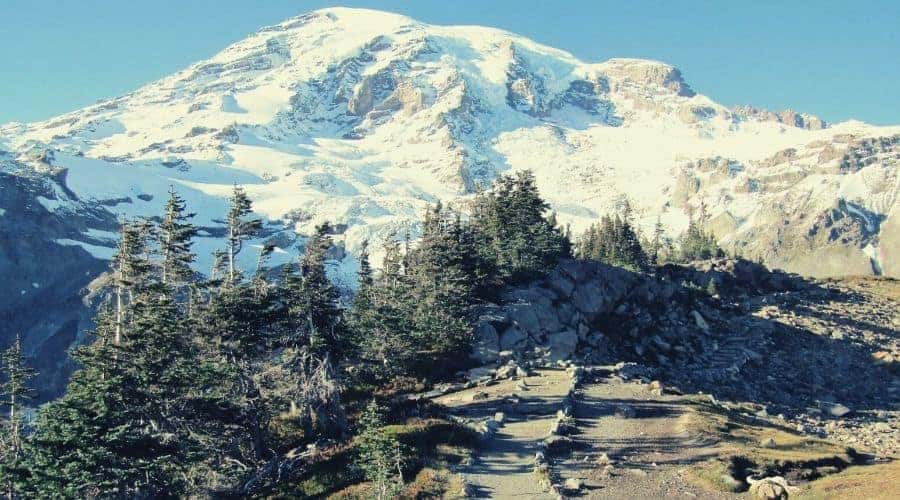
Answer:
[471,259,730,365]
[0,169,114,401]
[732,105,827,130]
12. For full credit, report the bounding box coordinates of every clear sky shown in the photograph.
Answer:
[2,0,898,125]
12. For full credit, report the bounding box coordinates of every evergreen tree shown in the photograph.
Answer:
[297,223,342,356]
[0,335,36,499]
[158,186,197,288]
[576,212,648,270]
[356,400,404,500]
[225,185,262,284]
[470,170,570,282]
[348,240,417,379]
[112,219,154,345]
[678,218,724,262]
[21,306,186,498]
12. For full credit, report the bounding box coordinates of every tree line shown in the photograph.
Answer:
[0,171,574,498]
[0,171,725,497]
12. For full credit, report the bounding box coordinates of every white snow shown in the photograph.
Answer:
[54,239,117,260]
[0,7,897,278]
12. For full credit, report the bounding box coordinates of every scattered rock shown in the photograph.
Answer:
[759,437,777,448]
[468,391,489,402]
[563,477,583,491]
[747,476,795,499]
[493,412,506,425]
[692,310,710,331]
[544,435,574,455]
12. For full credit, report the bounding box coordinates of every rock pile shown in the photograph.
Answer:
[471,260,723,367]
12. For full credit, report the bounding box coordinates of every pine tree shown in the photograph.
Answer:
[356,400,404,500]
[21,306,185,498]
[112,219,153,345]
[0,335,36,499]
[225,185,262,284]
[471,170,570,282]
[678,218,724,262]
[159,186,197,288]
[348,240,417,378]
[299,223,342,356]
[575,211,648,270]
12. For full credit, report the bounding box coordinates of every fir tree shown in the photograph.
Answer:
[356,400,404,500]
[470,170,570,282]
[0,335,36,500]
[575,211,648,270]
[112,219,153,345]
[298,223,342,356]
[225,185,262,284]
[678,218,724,262]
[158,186,197,288]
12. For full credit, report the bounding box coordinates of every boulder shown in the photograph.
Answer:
[572,280,609,318]
[614,405,636,418]
[466,366,495,382]
[471,321,500,363]
[821,402,852,418]
[500,326,528,350]
[747,476,793,499]
[546,329,578,361]
[547,268,576,297]
[692,310,710,331]
[506,304,542,335]
[544,435,574,455]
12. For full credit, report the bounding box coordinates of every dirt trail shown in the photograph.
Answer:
[435,370,572,499]
[557,374,734,499]
[434,369,741,499]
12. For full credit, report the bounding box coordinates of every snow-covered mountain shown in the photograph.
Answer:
[1,7,898,396]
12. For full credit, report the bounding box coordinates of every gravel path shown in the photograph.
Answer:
[436,370,572,499]
[556,375,735,499]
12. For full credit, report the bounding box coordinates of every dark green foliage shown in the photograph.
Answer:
[14,172,579,496]
[355,400,404,500]
[348,204,479,380]
[470,170,570,282]
[283,223,343,356]
[576,212,648,271]
[21,305,188,498]
[225,184,262,283]
[678,219,725,262]
[159,185,197,288]
[0,335,36,499]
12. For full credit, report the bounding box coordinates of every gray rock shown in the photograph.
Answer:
[692,310,710,331]
[546,329,578,361]
[468,391,489,402]
[821,402,852,418]
[506,303,542,334]
[544,435,574,455]
[466,366,495,382]
[563,477,583,491]
[572,280,608,318]
[471,321,500,363]
[500,326,528,350]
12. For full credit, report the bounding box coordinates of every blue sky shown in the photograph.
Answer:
[2,0,898,125]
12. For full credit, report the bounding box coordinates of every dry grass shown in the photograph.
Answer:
[681,397,865,494]
[795,461,900,500]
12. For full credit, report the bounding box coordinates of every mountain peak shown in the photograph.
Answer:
[1,8,897,284]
